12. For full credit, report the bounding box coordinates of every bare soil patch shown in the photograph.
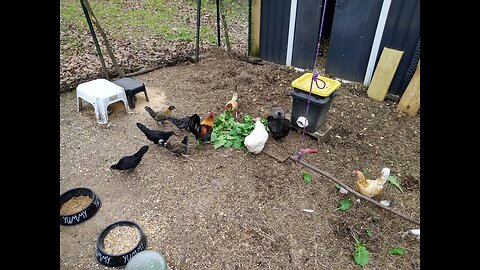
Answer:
[60,48,420,269]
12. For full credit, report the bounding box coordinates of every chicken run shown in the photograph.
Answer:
[60,49,420,269]
[60,0,420,267]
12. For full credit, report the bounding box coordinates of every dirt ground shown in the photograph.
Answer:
[60,48,420,269]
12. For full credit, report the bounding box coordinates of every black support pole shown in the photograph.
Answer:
[79,0,109,79]
[216,0,221,46]
[196,0,201,63]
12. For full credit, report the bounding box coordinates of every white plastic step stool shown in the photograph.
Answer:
[76,79,131,124]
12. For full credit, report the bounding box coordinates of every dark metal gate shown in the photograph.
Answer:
[325,0,384,81]
[291,0,323,69]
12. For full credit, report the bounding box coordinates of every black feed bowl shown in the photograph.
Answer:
[60,187,101,226]
[96,220,147,267]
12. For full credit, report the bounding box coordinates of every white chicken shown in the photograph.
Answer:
[244,118,268,154]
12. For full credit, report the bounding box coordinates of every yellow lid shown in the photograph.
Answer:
[291,73,341,97]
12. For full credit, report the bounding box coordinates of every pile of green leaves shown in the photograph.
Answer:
[211,110,266,149]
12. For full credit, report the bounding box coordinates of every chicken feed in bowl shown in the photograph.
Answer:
[60,187,101,226]
[60,195,93,216]
[96,220,148,267]
[102,225,141,255]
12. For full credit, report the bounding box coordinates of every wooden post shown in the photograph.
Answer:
[367,47,404,102]
[250,0,261,57]
[397,61,420,116]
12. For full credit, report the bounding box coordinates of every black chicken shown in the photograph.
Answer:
[136,122,175,144]
[161,136,188,155]
[269,101,285,119]
[110,145,149,171]
[165,114,201,134]
[267,115,293,140]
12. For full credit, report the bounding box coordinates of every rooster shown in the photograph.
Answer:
[244,117,268,154]
[224,90,239,117]
[165,114,201,134]
[144,105,176,124]
[161,136,188,155]
[110,145,149,171]
[136,122,175,144]
[195,111,215,142]
[354,167,391,198]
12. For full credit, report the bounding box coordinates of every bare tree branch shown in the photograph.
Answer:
[219,0,231,52]
[83,0,124,77]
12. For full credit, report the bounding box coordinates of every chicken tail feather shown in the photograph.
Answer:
[165,116,181,126]
[144,106,157,118]
[136,122,150,134]
[188,114,201,135]
[134,145,149,158]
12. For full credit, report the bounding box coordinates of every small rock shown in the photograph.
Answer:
[380,200,391,207]
[406,229,420,240]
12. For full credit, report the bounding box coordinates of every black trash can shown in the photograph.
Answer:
[290,73,341,133]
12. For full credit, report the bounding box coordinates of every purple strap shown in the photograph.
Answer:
[297,0,328,161]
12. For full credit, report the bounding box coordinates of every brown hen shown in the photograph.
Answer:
[354,168,390,198]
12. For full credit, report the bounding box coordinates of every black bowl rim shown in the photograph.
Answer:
[96,220,147,257]
[60,187,101,225]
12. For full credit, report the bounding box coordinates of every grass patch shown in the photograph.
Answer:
[60,0,247,44]
[201,25,217,44]
[200,0,247,21]
[60,1,86,28]
[61,0,181,40]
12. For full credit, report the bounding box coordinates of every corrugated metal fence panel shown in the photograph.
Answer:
[260,0,292,64]
[325,0,383,81]
[291,0,323,69]
[400,39,420,93]
[377,0,420,96]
